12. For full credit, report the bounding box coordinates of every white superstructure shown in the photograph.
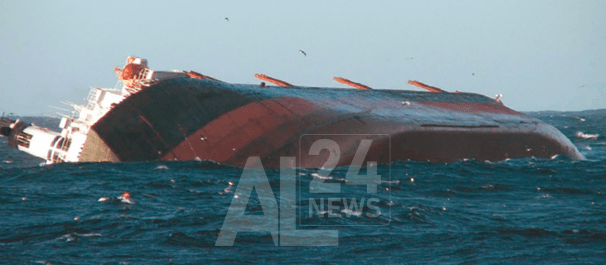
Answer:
[5,57,187,164]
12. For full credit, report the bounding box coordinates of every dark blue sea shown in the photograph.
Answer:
[1,110,605,264]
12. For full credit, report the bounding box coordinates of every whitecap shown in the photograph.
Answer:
[315,210,329,215]
[118,197,135,204]
[576,131,599,139]
[381,180,400,184]
[312,173,348,183]
[155,165,169,170]
[74,232,102,237]
[341,208,363,217]
[311,173,332,180]
[59,233,76,242]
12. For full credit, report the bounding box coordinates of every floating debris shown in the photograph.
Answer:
[118,192,135,204]
[576,132,599,139]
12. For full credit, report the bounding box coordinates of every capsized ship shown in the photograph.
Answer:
[0,57,585,167]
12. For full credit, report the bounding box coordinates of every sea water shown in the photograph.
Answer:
[1,110,605,264]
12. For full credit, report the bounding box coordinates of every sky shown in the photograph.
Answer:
[1,0,605,116]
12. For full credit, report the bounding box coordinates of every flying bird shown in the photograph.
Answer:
[299,50,306,56]
[225,17,229,21]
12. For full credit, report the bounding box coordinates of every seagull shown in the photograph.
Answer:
[299,50,306,56]
[225,17,229,21]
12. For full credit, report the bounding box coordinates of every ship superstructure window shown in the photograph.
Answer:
[16,132,33,148]
[60,139,72,152]
[51,136,60,148]
[52,153,64,163]
[55,137,64,149]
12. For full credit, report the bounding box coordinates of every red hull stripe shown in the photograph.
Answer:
[162,97,322,162]
[163,98,525,165]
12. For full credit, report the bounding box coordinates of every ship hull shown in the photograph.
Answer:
[79,77,584,167]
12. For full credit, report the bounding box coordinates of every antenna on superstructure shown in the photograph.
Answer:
[60,101,84,111]
[55,112,72,118]
[50,105,73,113]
